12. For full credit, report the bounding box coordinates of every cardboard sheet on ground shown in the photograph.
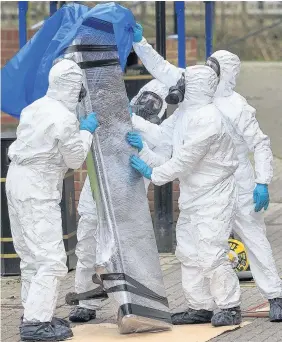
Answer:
[71,322,250,342]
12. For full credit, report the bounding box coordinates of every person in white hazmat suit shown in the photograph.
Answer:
[209,50,282,322]
[132,24,282,323]
[69,79,172,322]
[130,63,242,326]
[6,59,99,341]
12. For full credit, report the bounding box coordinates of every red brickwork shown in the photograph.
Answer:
[1,113,19,126]
[1,29,37,66]
[1,29,37,129]
[1,28,197,220]
[164,37,197,66]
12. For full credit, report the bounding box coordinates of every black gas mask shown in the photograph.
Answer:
[78,83,87,102]
[205,56,221,77]
[165,73,185,105]
[133,91,163,125]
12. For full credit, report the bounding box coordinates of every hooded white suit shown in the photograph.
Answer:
[74,79,171,311]
[6,59,93,322]
[211,50,282,300]
[133,65,241,311]
[133,38,282,301]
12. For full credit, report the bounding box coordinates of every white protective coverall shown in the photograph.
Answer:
[211,50,282,299]
[133,65,241,311]
[133,37,185,89]
[6,59,93,322]
[133,38,282,302]
[74,79,172,310]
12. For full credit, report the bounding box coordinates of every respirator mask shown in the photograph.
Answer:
[205,56,221,78]
[132,91,163,125]
[165,73,185,105]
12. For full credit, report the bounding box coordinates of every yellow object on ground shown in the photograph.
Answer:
[71,322,250,342]
[228,238,249,272]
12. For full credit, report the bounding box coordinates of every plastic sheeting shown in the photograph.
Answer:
[1,2,135,118]
[66,15,171,334]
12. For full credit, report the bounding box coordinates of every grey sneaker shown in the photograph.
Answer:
[20,321,73,341]
[211,306,242,327]
[269,298,282,322]
[69,306,96,323]
[171,308,213,325]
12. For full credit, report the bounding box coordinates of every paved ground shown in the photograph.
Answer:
[1,158,282,342]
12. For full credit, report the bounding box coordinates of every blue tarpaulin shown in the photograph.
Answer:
[1,2,135,118]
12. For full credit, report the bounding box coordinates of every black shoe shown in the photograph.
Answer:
[69,307,96,323]
[211,306,242,327]
[171,308,213,325]
[21,316,70,327]
[269,298,282,322]
[20,321,73,341]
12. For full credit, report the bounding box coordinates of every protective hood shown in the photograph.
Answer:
[130,79,169,119]
[211,50,241,97]
[46,59,82,112]
[1,2,135,118]
[182,65,218,108]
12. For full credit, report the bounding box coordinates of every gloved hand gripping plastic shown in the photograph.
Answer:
[126,132,143,152]
[80,112,99,134]
[133,23,143,43]
[130,155,152,179]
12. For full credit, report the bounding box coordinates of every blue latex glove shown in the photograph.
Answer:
[130,155,152,180]
[253,184,269,212]
[133,23,143,43]
[127,132,143,152]
[80,112,99,134]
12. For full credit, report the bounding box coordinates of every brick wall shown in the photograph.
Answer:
[1,28,37,66]
[1,113,19,128]
[1,29,37,130]
[164,36,197,66]
[1,28,197,221]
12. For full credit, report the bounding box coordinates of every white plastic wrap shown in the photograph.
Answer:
[66,19,171,333]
